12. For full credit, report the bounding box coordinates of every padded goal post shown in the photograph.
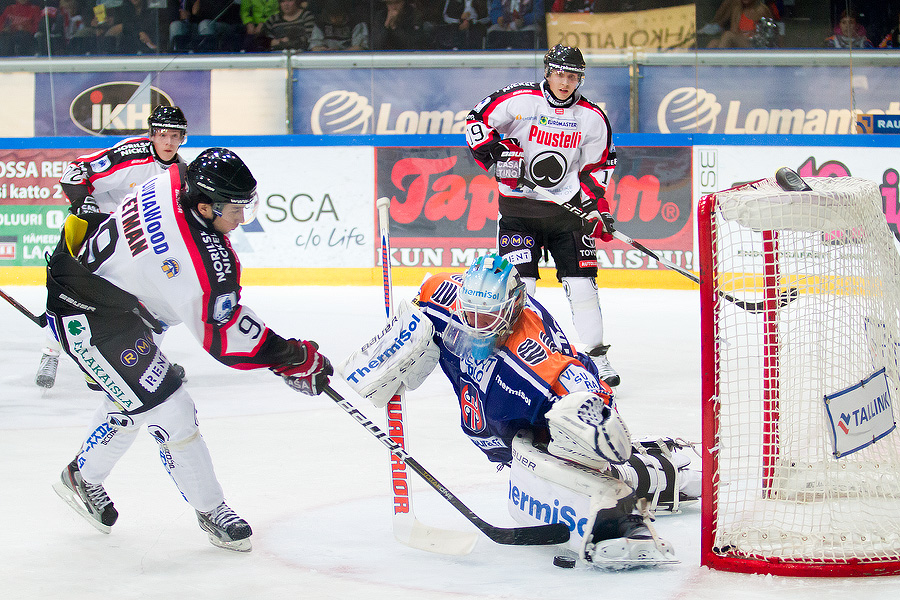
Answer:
[698,175,900,576]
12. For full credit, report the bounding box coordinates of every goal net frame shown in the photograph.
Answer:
[698,175,900,576]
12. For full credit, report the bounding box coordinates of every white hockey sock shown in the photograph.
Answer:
[562,276,604,348]
[147,387,225,513]
[78,403,141,483]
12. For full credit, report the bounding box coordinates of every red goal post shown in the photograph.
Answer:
[698,175,900,576]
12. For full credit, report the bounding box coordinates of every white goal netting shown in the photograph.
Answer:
[702,176,900,572]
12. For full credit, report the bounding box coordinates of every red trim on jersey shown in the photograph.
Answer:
[168,165,215,351]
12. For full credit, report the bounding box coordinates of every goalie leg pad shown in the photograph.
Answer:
[338,299,439,407]
[509,431,632,556]
[609,438,701,514]
[546,391,631,469]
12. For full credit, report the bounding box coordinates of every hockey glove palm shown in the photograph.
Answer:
[272,339,333,396]
[493,138,525,189]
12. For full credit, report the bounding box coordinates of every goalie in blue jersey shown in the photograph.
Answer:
[340,253,700,569]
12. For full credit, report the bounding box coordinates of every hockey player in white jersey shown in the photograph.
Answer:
[465,44,621,388]
[341,254,700,568]
[36,106,190,389]
[47,147,333,552]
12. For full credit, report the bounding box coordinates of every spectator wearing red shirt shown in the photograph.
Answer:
[0,0,42,55]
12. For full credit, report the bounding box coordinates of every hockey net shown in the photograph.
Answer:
[698,175,900,576]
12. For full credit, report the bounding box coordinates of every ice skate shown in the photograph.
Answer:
[52,459,118,534]
[35,348,59,389]
[197,502,252,552]
[587,344,620,387]
[585,513,677,569]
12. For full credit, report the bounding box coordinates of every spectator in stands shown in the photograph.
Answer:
[99,0,161,54]
[705,0,773,48]
[824,9,873,49]
[241,0,279,51]
[36,0,85,55]
[436,0,489,49]
[0,0,42,56]
[878,11,899,48]
[371,0,427,50]
[308,0,368,50]
[261,0,314,51]
[170,0,241,52]
[485,0,543,49]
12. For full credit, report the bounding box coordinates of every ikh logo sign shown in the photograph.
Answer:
[70,77,175,136]
[824,368,896,458]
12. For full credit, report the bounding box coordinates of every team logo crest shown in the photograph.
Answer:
[161,258,180,278]
[460,384,486,433]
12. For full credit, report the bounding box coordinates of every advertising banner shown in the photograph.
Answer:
[34,72,211,137]
[643,65,900,135]
[0,148,80,266]
[229,146,375,269]
[546,6,697,51]
[292,67,631,136]
[376,145,694,271]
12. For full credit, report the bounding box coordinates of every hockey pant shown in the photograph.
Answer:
[76,386,225,513]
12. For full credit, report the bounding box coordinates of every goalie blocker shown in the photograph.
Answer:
[339,299,440,408]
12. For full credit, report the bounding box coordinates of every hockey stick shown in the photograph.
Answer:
[323,384,571,546]
[519,178,799,314]
[375,196,480,555]
[0,287,47,327]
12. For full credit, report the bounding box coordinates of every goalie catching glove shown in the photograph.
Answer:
[271,339,333,395]
[338,299,439,407]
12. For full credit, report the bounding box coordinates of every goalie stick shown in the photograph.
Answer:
[0,287,47,327]
[323,384,572,546]
[376,196,480,555]
[519,178,799,314]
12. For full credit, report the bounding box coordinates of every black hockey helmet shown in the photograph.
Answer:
[184,148,259,224]
[543,44,585,84]
[148,105,188,134]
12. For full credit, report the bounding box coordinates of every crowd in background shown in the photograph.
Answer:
[0,0,897,56]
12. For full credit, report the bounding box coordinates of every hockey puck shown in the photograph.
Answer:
[553,555,576,569]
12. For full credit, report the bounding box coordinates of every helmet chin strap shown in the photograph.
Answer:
[541,80,578,108]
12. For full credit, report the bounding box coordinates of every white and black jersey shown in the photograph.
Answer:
[76,165,296,374]
[465,80,615,219]
[60,136,184,214]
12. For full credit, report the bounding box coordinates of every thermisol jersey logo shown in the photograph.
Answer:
[70,82,175,136]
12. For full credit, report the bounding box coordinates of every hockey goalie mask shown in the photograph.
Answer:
[449,254,526,361]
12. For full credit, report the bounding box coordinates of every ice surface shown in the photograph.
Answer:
[2,284,898,599]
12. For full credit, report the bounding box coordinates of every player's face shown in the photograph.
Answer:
[546,70,581,100]
[463,308,502,332]
[150,128,185,161]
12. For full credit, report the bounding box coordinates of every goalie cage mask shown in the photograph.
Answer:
[454,254,526,361]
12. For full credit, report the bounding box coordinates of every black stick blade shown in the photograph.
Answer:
[775,167,812,191]
[485,522,571,546]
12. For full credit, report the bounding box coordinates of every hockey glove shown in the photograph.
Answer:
[75,196,100,217]
[492,138,525,189]
[584,197,615,242]
[272,339,333,396]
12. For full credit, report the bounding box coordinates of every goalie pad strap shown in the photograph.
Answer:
[644,446,677,505]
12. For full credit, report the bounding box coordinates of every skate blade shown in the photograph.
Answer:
[206,534,252,552]
[588,538,679,570]
[52,480,111,534]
